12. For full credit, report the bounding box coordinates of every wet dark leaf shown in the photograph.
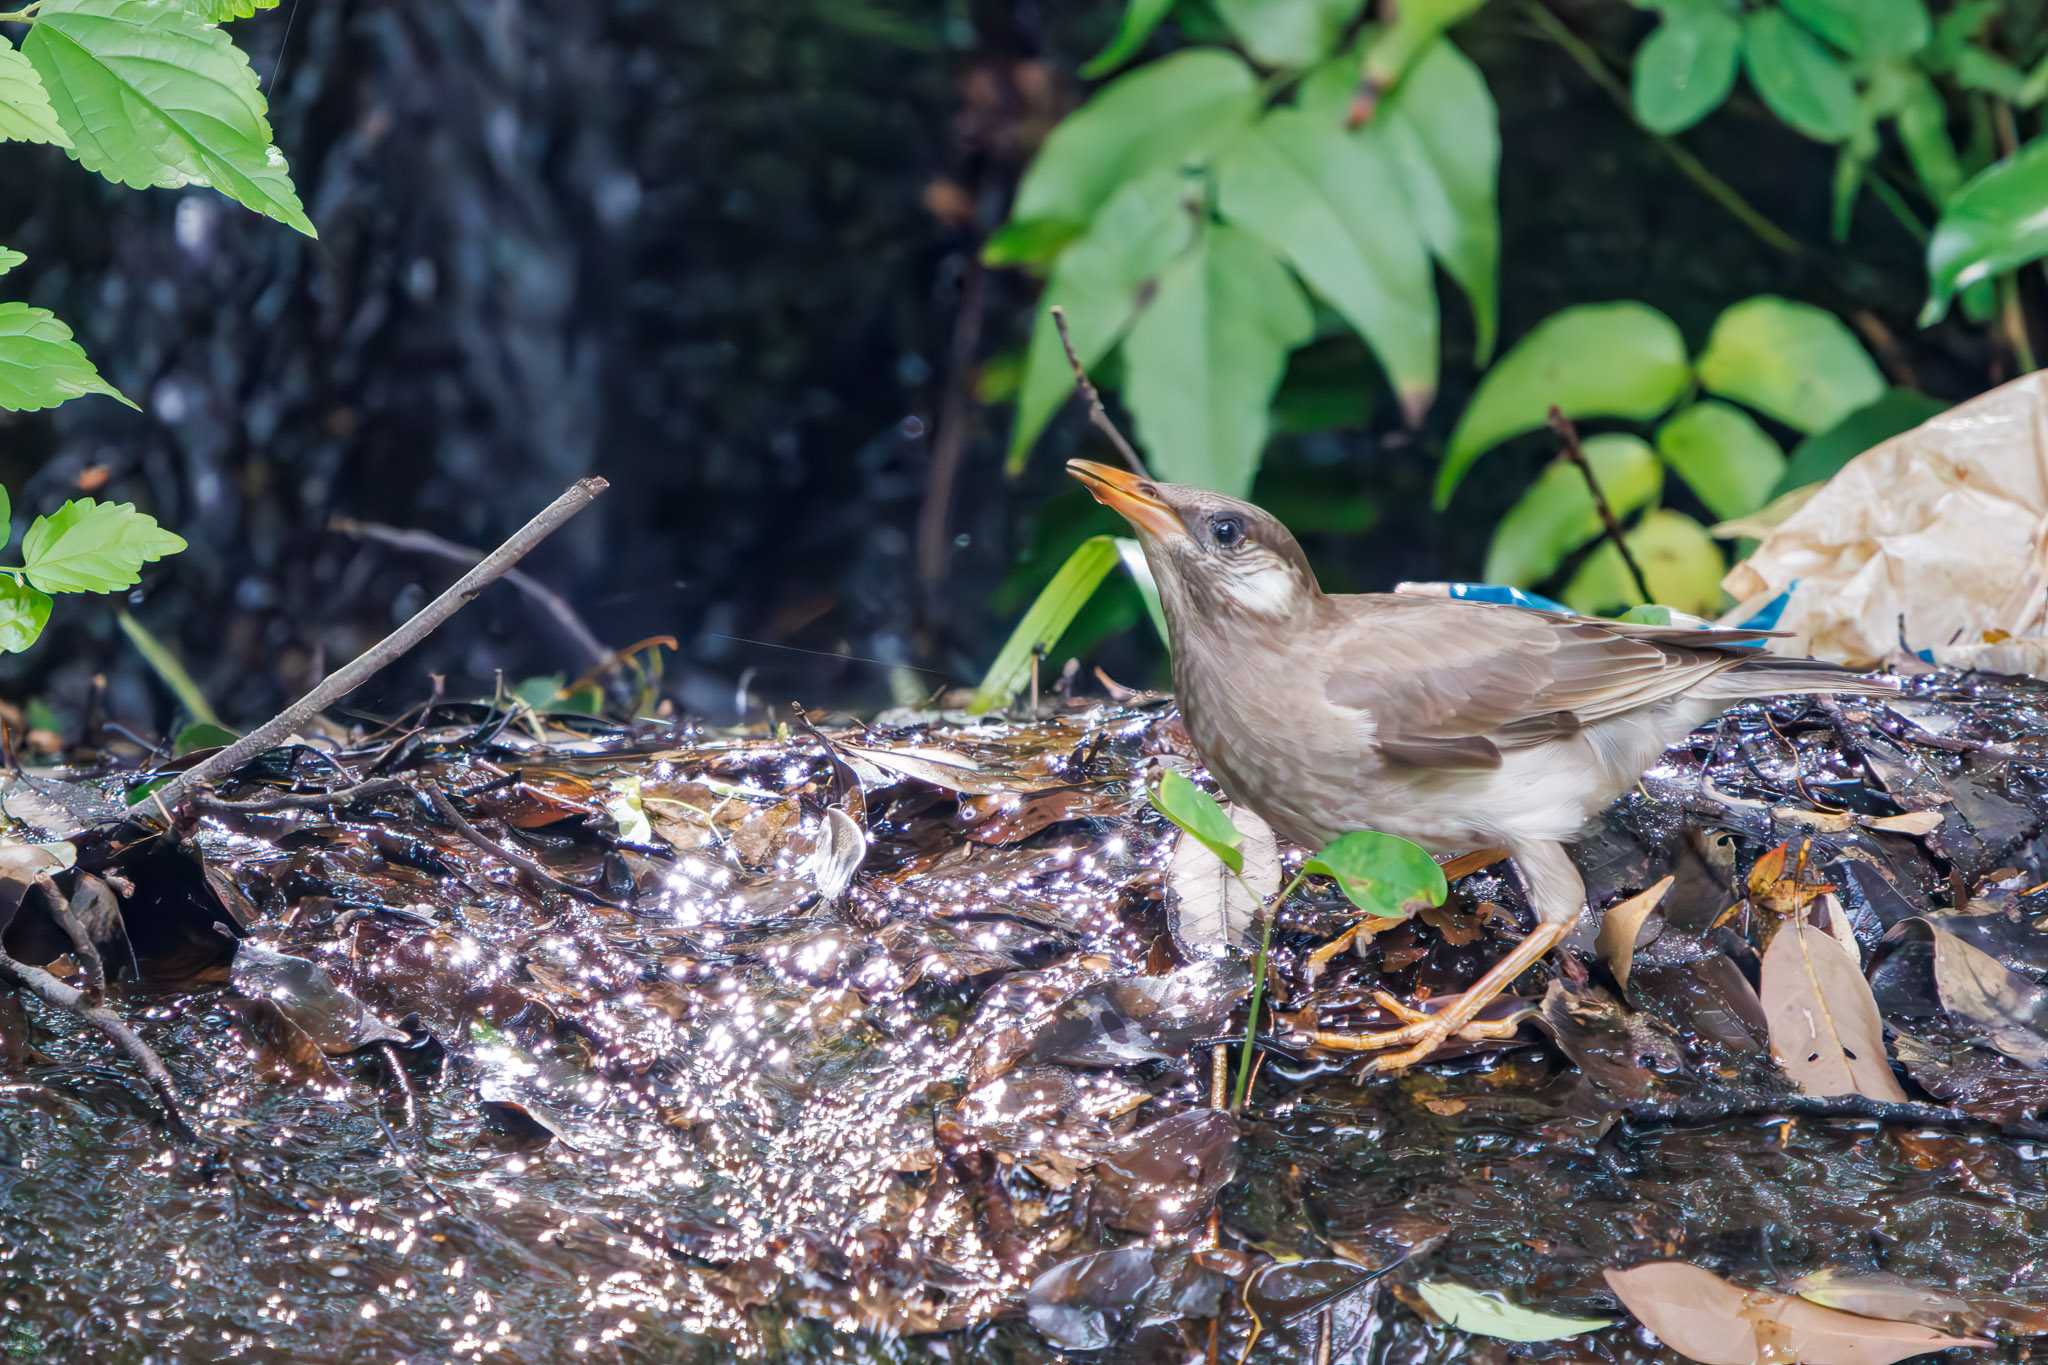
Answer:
[1246,1258,1376,1324]
[1024,1246,1159,1350]
[229,937,408,1055]
[1095,1109,1236,1233]
[1031,958,1249,1067]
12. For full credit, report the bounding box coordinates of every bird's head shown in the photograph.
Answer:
[1067,459,1321,625]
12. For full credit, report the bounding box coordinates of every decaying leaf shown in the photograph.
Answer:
[1604,1261,1989,1364]
[1168,802,1279,958]
[1760,922,1906,1102]
[1925,921,2048,1067]
[1596,875,1673,991]
[1791,1270,1973,1332]
[604,776,653,843]
[839,742,1054,796]
[230,937,408,1055]
[1414,1281,1610,1342]
[1749,839,1834,913]
[805,806,865,903]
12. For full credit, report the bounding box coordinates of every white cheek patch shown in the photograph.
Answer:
[1221,562,1302,618]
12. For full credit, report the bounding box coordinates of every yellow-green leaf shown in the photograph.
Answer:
[21,497,186,594]
[971,535,1122,714]
[1484,434,1662,588]
[1080,0,1175,78]
[1304,830,1446,918]
[1632,6,1741,134]
[0,303,134,412]
[1215,0,1364,69]
[0,33,70,146]
[1924,136,2048,323]
[1695,296,1882,433]
[1563,509,1726,617]
[1742,8,1859,143]
[193,0,281,21]
[1654,400,1786,521]
[1149,768,1245,873]
[0,576,52,654]
[0,246,22,277]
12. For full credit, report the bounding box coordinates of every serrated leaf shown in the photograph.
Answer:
[1216,109,1433,425]
[1654,400,1786,520]
[0,33,70,146]
[193,0,281,20]
[1924,136,2048,323]
[1304,830,1446,918]
[1775,387,1946,496]
[1122,224,1313,495]
[21,498,186,594]
[1483,434,1663,588]
[0,303,134,412]
[1632,6,1741,134]
[1742,9,1859,143]
[1781,0,1929,59]
[0,246,22,277]
[971,536,1121,714]
[1215,0,1364,69]
[1080,0,1175,78]
[1415,1282,1611,1342]
[1563,509,1726,617]
[1148,768,1244,873]
[24,0,314,236]
[0,577,52,654]
[1438,302,1690,507]
[1696,296,1882,433]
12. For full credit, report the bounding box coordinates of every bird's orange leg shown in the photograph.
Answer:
[1301,920,1567,1073]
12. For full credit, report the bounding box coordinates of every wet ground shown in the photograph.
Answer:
[5,679,2048,1361]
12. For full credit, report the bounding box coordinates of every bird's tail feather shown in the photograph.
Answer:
[1698,655,1901,701]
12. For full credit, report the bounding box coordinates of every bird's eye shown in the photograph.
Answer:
[1210,516,1245,550]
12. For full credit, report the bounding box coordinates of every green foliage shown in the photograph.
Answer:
[1485,435,1662,588]
[1741,8,1859,142]
[23,498,185,593]
[1564,508,1726,616]
[194,0,281,21]
[0,33,68,145]
[1147,768,1244,872]
[0,292,131,412]
[172,722,238,756]
[1081,0,1174,77]
[1925,136,2048,322]
[1776,387,1947,494]
[1303,830,1448,917]
[116,608,217,722]
[1653,402,1785,522]
[1631,5,1742,134]
[1694,296,1883,433]
[971,535,1125,714]
[1215,0,1360,69]
[0,577,51,655]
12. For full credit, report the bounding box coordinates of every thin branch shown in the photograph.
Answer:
[34,876,105,1003]
[0,950,197,1142]
[1548,405,1654,606]
[152,478,608,813]
[192,776,413,814]
[427,786,622,907]
[1049,305,1149,476]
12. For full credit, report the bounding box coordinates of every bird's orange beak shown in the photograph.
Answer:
[1067,460,1182,540]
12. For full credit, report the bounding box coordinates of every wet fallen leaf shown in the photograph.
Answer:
[1596,875,1673,991]
[731,798,799,867]
[1169,802,1278,958]
[1791,1270,1973,1332]
[229,937,408,1055]
[605,776,652,843]
[1094,1109,1236,1233]
[960,788,1109,844]
[1246,1259,1376,1324]
[1925,921,2048,1067]
[1864,811,1946,837]
[839,742,1054,796]
[1030,958,1249,1067]
[1750,840,1835,913]
[479,1079,583,1151]
[1760,923,1906,1102]
[805,806,864,902]
[1414,1281,1610,1342]
[1603,1261,1989,1364]
[1023,1246,1159,1350]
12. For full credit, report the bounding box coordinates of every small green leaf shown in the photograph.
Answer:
[0,33,71,147]
[1654,401,1787,521]
[1631,7,1741,134]
[1414,1282,1612,1343]
[1563,509,1726,617]
[1695,295,1882,433]
[21,498,186,594]
[1214,0,1365,69]
[1080,0,1175,78]
[1438,302,1691,507]
[1780,0,1929,59]
[173,721,239,756]
[1114,536,1168,648]
[1893,71,1961,204]
[1303,830,1446,918]
[192,0,281,20]
[1148,768,1245,874]
[1483,434,1662,588]
[1123,224,1314,495]
[0,577,52,654]
[980,217,1085,269]
[1924,136,2048,324]
[971,535,1122,714]
[117,608,216,722]
[0,246,22,277]
[0,303,135,412]
[1742,8,1859,143]
[606,776,653,844]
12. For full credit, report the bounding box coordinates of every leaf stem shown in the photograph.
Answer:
[0,4,40,23]
[1231,867,1308,1110]
[1548,405,1654,605]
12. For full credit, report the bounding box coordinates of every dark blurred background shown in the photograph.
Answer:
[0,0,1973,732]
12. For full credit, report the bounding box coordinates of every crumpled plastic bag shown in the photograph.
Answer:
[1722,371,2048,671]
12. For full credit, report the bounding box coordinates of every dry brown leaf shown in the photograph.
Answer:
[1926,923,2048,1067]
[1748,843,1789,899]
[1605,1262,1988,1365]
[1760,923,1906,1102]
[1863,811,1946,836]
[1169,802,1279,959]
[1596,876,1674,992]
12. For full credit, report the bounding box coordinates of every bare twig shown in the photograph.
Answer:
[0,950,197,1142]
[34,876,105,1003]
[153,478,608,813]
[1547,406,1653,605]
[192,776,413,814]
[1049,305,1149,476]
[427,786,621,907]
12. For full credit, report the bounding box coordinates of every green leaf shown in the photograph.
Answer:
[1214,0,1364,69]
[1654,401,1787,521]
[1780,0,1929,59]
[0,577,52,655]
[980,217,1084,268]
[1437,302,1690,507]
[1114,536,1168,647]
[1005,49,1257,232]
[1632,7,1741,134]
[1217,109,1436,425]
[1080,0,1175,78]
[193,0,281,20]
[1122,224,1313,495]
[1148,768,1245,873]
[1483,434,1663,588]
[1303,830,1446,918]
[0,246,21,277]
[1924,136,2048,324]
[0,33,71,146]
[605,776,653,844]
[173,722,239,756]
[1893,71,1961,204]
[0,303,134,412]
[1361,0,1487,94]
[21,498,186,594]
[1006,171,1198,472]
[1695,295,1882,433]
[971,535,1122,714]
[1742,8,1859,142]
[24,0,314,236]
[1775,386,1945,495]
[1414,1282,1612,1343]
[1563,509,1726,617]
[115,607,217,722]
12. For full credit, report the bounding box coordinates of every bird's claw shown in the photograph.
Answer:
[1300,992,1529,1072]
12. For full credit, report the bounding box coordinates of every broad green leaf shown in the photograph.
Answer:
[0,33,70,146]
[0,577,51,654]
[1149,767,1245,873]
[1563,509,1725,617]
[1006,171,1197,472]
[1780,0,1929,59]
[0,246,22,277]
[21,497,186,594]
[0,486,11,543]
[1080,0,1175,78]
[970,535,1121,714]
[1632,7,1741,134]
[1217,108,1436,424]
[1952,44,2028,101]
[1415,1282,1611,1342]
[1483,434,1663,588]
[1437,302,1690,507]
[0,303,134,412]
[24,0,315,236]
[173,722,239,756]
[1215,0,1364,69]
[980,218,1084,268]
[1924,137,2048,323]
[194,0,281,20]
[1654,401,1786,520]
[1695,296,1882,433]
[1006,49,1257,231]
[1775,386,1945,495]
[1303,830,1446,918]
[1742,8,1858,142]
[1123,224,1313,495]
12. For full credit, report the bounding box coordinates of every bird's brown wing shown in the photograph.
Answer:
[1319,596,1760,770]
